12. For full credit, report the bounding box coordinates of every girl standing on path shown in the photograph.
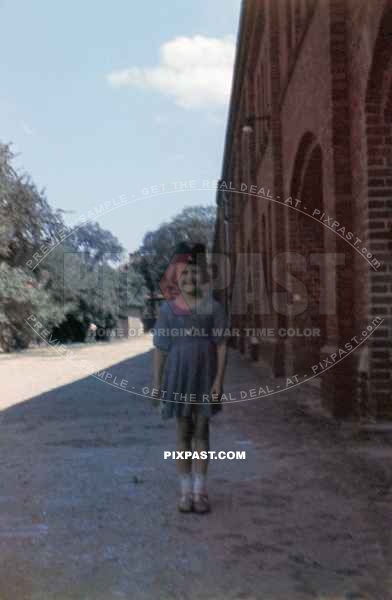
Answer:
[152,242,229,514]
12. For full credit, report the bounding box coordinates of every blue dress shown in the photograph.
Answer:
[152,294,229,419]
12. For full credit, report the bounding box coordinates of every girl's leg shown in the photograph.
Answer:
[192,409,210,507]
[176,416,193,509]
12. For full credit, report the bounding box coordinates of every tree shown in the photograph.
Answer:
[0,144,65,268]
[0,142,135,349]
[0,143,68,350]
[68,221,124,268]
[41,232,129,342]
[0,263,67,351]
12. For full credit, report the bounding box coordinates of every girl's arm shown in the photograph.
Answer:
[210,300,230,399]
[211,342,228,400]
[152,301,171,396]
[153,348,167,392]
[215,341,228,387]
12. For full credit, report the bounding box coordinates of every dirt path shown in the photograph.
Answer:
[0,337,151,409]
[0,339,391,599]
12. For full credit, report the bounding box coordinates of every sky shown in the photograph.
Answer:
[0,0,241,255]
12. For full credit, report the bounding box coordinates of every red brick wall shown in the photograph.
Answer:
[217,0,392,418]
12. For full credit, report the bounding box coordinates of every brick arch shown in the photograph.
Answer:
[288,132,325,373]
[365,0,392,417]
[365,2,392,110]
[290,131,317,200]
[289,131,324,260]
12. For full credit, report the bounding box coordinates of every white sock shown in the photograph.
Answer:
[179,473,192,496]
[193,473,207,496]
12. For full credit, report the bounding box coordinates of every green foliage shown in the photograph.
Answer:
[0,263,67,351]
[0,142,143,350]
[0,144,65,267]
[68,221,124,267]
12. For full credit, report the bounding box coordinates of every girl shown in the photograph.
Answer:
[152,242,229,514]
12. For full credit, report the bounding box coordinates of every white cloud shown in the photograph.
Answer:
[106,35,235,110]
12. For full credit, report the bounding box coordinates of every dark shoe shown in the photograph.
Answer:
[193,493,210,514]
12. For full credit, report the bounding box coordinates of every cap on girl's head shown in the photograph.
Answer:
[173,241,206,265]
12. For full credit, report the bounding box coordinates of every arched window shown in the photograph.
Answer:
[289,132,325,370]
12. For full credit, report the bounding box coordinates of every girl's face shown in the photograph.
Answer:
[177,262,203,296]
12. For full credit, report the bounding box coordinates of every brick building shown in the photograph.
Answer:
[214,0,392,418]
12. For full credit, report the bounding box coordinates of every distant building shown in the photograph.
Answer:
[214,0,392,418]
